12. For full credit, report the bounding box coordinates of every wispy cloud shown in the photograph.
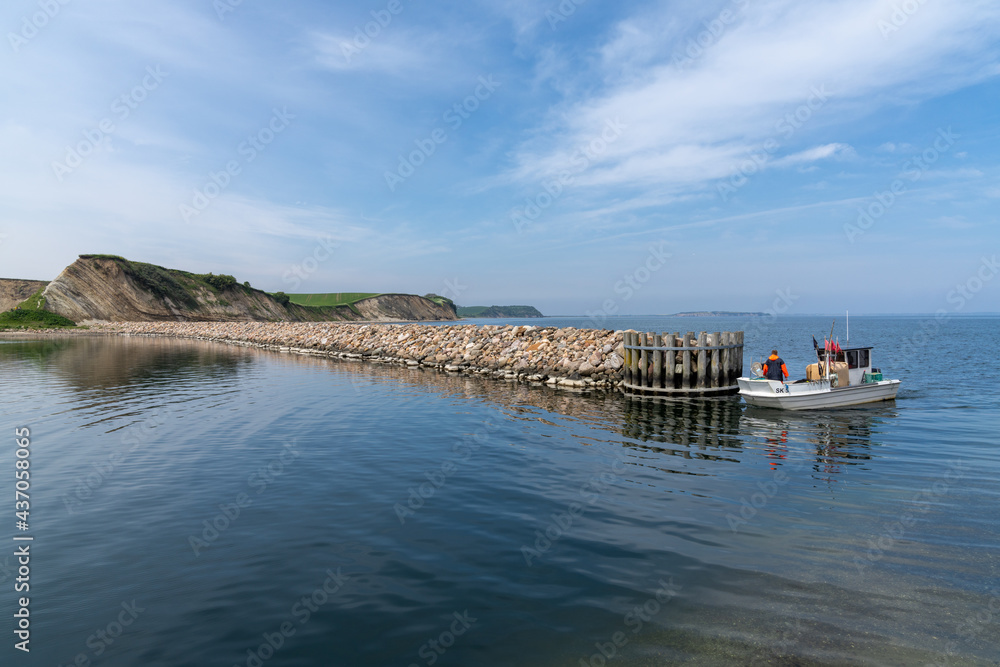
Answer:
[505,0,1000,203]
[312,31,437,75]
[770,143,854,168]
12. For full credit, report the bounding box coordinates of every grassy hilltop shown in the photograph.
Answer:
[0,256,459,327]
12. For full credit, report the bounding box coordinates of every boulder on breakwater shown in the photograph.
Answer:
[94,322,629,388]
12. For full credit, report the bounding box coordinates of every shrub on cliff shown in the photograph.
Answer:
[272,292,291,306]
[424,293,454,306]
[79,254,127,261]
[199,273,238,291]
[115,260,200,309]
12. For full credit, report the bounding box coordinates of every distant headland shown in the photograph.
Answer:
[670,311,767,317]
[457,305,543,318]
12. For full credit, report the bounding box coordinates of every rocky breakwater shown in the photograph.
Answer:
[99,322,628,389]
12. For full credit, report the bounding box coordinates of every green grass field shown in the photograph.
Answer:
[0,308,76,329]
[0,287,76,329]
[286,293,382,307]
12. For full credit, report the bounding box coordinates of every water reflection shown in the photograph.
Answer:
[620,395,744,464]
[741,405,899,480]
[3,334,990,667]
[0,335,252,390]
[4,335,899,482]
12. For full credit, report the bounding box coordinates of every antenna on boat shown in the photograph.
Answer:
[826,320,835,381]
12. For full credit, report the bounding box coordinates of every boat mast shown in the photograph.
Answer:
[826,320,835,381]
[846,310,849,344]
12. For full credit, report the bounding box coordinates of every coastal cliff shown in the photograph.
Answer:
[37,256,457,323]
[0,279,48,312]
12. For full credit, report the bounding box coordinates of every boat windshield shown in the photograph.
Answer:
[845,349,870,369]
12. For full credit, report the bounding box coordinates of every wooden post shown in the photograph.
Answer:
[696,332,708,390]
[711,331,722,389]
[630,332,640,387]
[682,332,694,390]
[632,331,640,386]
[673,332,682,389]
[736,331,744,379]
[705,332,716,388]
[732,332,740,384]
[719,331,732,387]
[730,331,740,384]
[639,333,648,388]
[662,333,675,389]
[653,334,663,389]
[731,332,740,385]
[623,332,632,385]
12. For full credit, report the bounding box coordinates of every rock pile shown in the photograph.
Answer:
[93,322,628,389]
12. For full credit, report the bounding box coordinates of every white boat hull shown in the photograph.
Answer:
[737,377,900,410]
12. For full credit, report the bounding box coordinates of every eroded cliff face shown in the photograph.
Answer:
[352,294,457,322]
[39,257,457,323]
[40,258,291,322]
[0,279,48,312]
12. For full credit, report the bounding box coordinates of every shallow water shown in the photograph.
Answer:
[1,316,998,666]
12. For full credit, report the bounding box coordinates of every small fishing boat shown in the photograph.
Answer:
[737,336,900,410]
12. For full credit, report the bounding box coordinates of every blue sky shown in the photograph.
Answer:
[1,0,998,315]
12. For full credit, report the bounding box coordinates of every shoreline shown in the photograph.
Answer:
[2,321,629,390]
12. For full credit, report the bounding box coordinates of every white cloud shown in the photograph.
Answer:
[506,0,1000,202]
[312,30,436,75]
[770,143,854,168]
[879,141,919,153]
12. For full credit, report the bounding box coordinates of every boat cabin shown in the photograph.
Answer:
[815,345,882,387]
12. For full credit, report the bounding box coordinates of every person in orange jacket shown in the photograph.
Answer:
[763,349,788,381]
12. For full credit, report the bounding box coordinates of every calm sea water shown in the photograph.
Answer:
[2,316,998,666]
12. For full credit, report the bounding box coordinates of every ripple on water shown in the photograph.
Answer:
[2,324,999,666]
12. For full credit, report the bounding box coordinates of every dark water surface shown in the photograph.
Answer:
[1,316,998,666]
